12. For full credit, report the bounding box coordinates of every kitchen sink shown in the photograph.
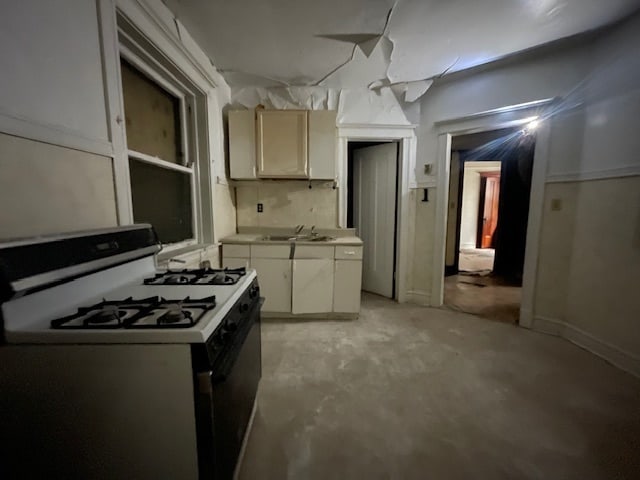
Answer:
[303,235,335,242]
[260,235,297,241]
[260,234,335,242]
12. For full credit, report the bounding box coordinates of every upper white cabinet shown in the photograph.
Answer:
[308,110,337,180]
[228,110,257,179]
[257,110,308,178]
[228,109,337,180]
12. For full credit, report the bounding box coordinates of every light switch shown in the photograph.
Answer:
[424,164,433,175]
[551,198,562,211]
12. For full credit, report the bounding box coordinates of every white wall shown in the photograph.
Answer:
[0,134,117,239]
[0,0,234,256]
[236,182,338,228]
[416,12,640,375]
[459,161,501,249]
[0,0,109,149]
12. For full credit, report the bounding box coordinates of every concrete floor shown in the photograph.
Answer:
[239,293,640,480]
[444,274,521,324]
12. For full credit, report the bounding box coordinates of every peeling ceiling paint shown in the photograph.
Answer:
[164,0,640,103]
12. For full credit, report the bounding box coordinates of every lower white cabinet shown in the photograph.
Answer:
[222,241,363,316]
[250,258,292,313]
[292,259,334,314]
[333,260,363,313]
[221,257,250,269]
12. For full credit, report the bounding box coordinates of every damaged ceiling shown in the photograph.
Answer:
[164,0,640,101]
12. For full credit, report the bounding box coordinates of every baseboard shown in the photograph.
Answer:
[533,316,640,378]
[519,307,533,329]
[406,290,431,306]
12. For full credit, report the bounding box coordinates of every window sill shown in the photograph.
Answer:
[157,243,220,268]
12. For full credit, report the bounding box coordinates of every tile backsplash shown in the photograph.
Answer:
[236,181,338,228]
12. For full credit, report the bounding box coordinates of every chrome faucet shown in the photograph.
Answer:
[294,224,305,235]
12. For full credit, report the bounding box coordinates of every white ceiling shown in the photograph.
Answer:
[164,0,640,90]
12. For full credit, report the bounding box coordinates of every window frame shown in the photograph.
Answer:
[117,24,202,252]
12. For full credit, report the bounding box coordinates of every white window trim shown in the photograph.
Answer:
[100,0,220,249]
[113,12,212,252]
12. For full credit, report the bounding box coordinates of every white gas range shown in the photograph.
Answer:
[0,224,263,480]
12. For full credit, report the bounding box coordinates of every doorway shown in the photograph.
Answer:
[443,128,535,323]
[347,141,400,299]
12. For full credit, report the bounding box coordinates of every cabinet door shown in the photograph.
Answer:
[292,259,334,314]
[222,257,250,270]
[308,110,337,180]
[250,258,292,313]
[333,260,362,313]
[229,110,257,179]
[257,110,308,178]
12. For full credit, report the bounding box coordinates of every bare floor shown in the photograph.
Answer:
[444,274,521,324]
[239,294,640,480]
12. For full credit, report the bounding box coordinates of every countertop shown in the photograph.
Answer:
[221,232,362,246]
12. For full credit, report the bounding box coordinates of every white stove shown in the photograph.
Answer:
[2,255,258,344]
[0,224,263,479]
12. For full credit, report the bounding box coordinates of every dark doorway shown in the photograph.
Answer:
[443,127,535,323]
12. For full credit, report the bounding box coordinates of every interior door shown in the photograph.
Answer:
[353,143,397,298]
[480,174,500,248]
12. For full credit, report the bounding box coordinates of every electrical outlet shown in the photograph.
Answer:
[257,203,263,213]
[551,198,562,211]
[199,260,211,269]
[424,164,433,175]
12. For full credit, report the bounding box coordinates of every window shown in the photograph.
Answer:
[119,57,196,246]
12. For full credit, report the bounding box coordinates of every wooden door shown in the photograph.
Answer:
[480,173,500,248]
[353,143,398,298]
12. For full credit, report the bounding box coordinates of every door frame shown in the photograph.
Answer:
[430,99,554,327]
[337,125,416,303]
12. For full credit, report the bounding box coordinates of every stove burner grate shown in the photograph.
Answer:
[144,267,247,286]
[50,295,216,330]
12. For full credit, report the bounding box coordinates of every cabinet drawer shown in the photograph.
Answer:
[294,245,334,259]
[334,246,363,260]
[222,244,250,258]
[251,244,292,259]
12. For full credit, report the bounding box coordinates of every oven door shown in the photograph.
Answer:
[195,298,262,480]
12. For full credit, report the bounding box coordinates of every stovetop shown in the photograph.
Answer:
[2,259,258,344]
[50,295,217,330]
[144,267,246,286]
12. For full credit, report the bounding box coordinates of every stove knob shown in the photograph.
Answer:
[225,321,238,332]
[240,303,249,313]
[213,331,226,346]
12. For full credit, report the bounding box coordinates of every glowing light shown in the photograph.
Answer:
[525,119,540,131]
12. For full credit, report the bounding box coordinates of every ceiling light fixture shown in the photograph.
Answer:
[521,118,541,135]
[525,119,540,132]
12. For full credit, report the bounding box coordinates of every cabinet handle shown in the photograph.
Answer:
[344,251,356,255]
